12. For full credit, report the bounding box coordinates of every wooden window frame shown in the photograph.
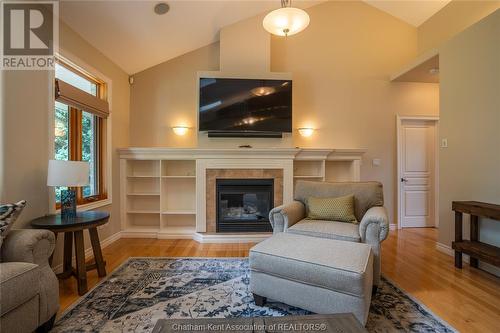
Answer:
[57,58,107,99]
[55,61,108,208]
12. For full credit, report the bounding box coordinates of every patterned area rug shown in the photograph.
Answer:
[54,258,456,332]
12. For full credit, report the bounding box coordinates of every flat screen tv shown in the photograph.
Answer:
[199,77,292,137]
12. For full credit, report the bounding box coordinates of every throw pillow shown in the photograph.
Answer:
[307,195,357,223]
[0,200,27,248]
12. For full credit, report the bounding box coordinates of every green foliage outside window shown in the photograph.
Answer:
[54,102,69,202]
[82,111,97,198]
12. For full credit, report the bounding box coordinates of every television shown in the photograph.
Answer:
[199,77,292,137]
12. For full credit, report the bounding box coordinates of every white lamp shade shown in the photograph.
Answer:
[47,160,89,187]
[263,7,310,37]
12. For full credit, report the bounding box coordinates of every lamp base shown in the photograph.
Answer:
[61,189,77,219]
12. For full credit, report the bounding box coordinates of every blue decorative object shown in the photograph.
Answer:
[53,258,456,333]
[60,189,76,218]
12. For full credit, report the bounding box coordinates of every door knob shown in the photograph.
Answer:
[401,178,408,183]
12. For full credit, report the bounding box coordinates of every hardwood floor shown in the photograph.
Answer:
[58,228,500,332]
[381,228,500,333]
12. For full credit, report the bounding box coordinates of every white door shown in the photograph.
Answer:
[398,119,437,228]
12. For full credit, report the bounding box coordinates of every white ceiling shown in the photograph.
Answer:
[60,1,322,74]
[363,0,451,27]
[60,1,451,75]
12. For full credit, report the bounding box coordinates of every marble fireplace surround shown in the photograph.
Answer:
[205,169,284,233]
[195,154,295,234]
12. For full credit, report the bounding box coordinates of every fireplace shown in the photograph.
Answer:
[216,179,274,233]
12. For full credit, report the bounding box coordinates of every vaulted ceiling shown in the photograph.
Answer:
[60,1,323,74]
[363,0,451,27]
[60,1,451,74]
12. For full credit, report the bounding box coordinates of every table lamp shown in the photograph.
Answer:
[47,160,89,218]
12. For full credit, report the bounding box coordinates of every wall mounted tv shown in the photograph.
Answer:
[198,77,292,138]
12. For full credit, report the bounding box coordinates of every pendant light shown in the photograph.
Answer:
[263,0,310,37]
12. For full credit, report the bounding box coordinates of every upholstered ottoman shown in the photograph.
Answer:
[249,233,373,325]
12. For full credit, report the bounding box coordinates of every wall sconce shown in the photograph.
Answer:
[298,127,314,137]
[172,126,189,136]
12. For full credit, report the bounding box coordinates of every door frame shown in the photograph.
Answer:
[396,115,439,229]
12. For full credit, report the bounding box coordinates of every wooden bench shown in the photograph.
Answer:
[452,201,500,269]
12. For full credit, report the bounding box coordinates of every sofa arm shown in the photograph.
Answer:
[269,201,306,233]
[359,206,389,243]
[1,229,56,267]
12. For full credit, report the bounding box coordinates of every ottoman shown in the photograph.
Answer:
[249,233,373,325]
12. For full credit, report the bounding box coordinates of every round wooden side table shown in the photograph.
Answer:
[31,211,110,295]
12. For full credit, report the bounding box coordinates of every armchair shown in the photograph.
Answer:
[0,229,59,333]
[269,180,389,287]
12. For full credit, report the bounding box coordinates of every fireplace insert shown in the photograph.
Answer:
[216,179,274,233]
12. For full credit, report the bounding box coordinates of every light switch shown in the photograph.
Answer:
[372,158,381,167]
[441,138,448,148]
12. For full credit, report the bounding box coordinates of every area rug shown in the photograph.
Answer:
[54,258,456,332]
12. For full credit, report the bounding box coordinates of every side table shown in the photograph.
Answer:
[452,201,500,269]
[31,211,110,295]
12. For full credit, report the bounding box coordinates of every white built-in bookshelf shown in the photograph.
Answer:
[119,148,365,241]
[123,159,197,237]
[293,158,359,189]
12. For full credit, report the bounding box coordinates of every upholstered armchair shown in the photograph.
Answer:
[0,229,59,333]
[269,180,389,288]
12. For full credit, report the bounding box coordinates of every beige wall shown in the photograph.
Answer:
[438,10,500,275]
[0,20,130,265]
[0,72,3,202]
[129,0,440,225]
[418,1,499,54]
[1,70,51,224]
[129,43,219,147]
[220,14,270,72]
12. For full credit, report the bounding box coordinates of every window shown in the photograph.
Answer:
[54,60,108,206]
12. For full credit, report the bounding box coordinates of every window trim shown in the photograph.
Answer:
[49,51,113,213]
[54,105,107,209]
[55,60,107,206]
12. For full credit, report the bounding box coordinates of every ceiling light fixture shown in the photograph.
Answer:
[263,0,310,37]
[154,2,170,15]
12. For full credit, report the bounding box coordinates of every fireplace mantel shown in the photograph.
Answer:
[117,147,366,160]
[118,147,366,242]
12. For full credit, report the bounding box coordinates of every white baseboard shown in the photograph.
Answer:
[120,230,158,238]
[119,230,272,243]
[157,233,195,240]
[52,231,121,274]
[84,231,121,258]
[435,242,469,261]
[389,224,397,231]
